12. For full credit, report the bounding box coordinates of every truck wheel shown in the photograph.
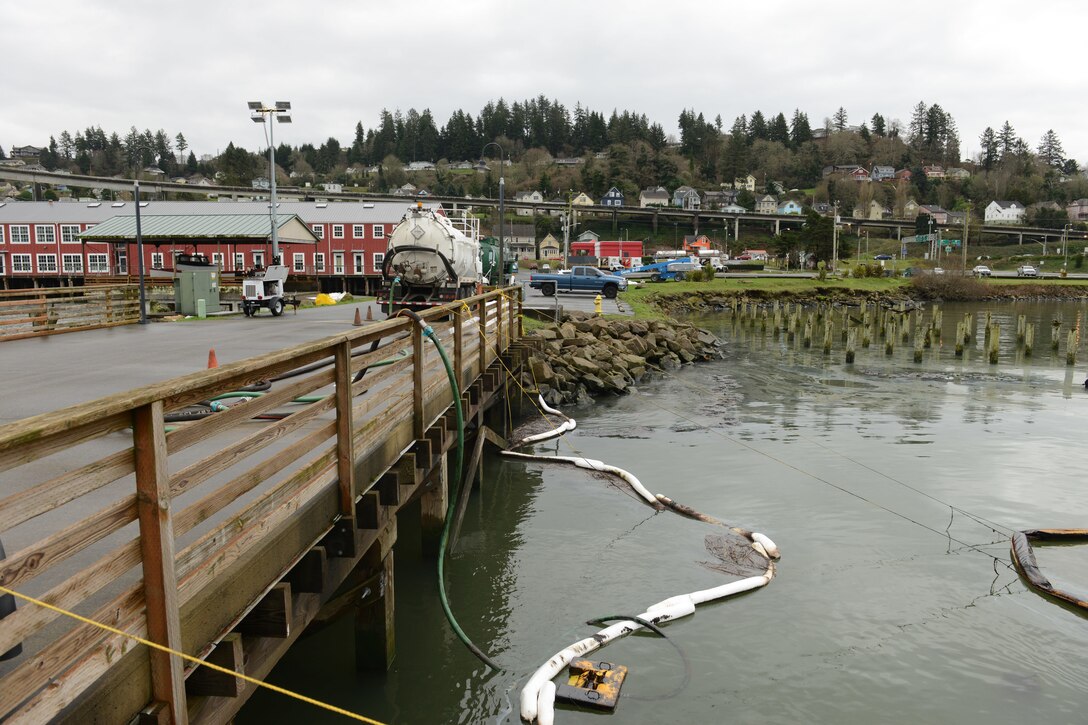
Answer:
[602,284,618,299]
[675,271,686,281]
[650,273,661,283]
[542,282,556,297]
[243,303,254,317]
[270,298,285,317]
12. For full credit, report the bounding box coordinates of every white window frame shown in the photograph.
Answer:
[35,225,56,244]
[37,253,58,273]
[11,225,30,244]
[352,224,365,239]
[62,253,83,273]
[151,252,165,269]
[211,252,224,267]
[61,224,81,244]
[353,252,364,274]
[373,252,385,271]
[311,224,324,239]
[252,251,265,268]
[0,226,6,244]
[234,252,245,271]
[293,252,305,272]
[115,248,127,274]
[372,224,385,239]
[333,224,345,239]
[333,252,345,275]
[0,254,5,275]
[314,252,325,272]
[12,253,31,273]
[88,253,109,273]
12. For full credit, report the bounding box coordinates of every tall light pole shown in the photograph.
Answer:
[481,142,505,284]
[1063,223,1072,269]
[248,101,292,264]
[134,180,147,324]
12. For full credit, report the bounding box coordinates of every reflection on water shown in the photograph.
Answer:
[241,300,1088,724]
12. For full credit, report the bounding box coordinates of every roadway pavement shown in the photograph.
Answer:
[517,280,632,317]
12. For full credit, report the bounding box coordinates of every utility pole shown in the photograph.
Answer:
[832,202,839,272]
[962,205,970,273]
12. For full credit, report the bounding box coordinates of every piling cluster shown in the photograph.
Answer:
[726,299,1083,366]
[523,312,721,406]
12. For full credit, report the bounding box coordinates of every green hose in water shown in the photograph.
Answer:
[412,313,502,671]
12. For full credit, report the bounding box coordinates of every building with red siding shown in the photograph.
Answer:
[569,239,644,267]
[0,200,441,293]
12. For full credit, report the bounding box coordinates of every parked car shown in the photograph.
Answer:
[874,254,893,260]
[933,267,945,275]
[1017,265,1038,277]
[972,265,992,277]
[902,267,919,277]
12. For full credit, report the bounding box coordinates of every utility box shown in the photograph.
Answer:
[174,269,220,316]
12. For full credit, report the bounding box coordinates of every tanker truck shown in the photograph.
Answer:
[379,203,484,314]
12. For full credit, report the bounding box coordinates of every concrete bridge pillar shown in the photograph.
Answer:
[652,209,658,234]
[775,219,780,235]
[734,217,740,242]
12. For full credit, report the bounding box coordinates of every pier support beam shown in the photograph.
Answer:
[421,452,449,557]
[354,534,396,672]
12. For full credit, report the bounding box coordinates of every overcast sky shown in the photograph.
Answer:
[6,0,1087,165]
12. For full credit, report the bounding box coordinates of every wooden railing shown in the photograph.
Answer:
[0,285,142,341]
[0,288,522,723]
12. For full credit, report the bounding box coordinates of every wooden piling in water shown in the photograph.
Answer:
[988,324,1000,364]
[1052,320,1061,351]
[955,321,964,357]
[1025,323,1035,357]
[885,323,894,355]
[1017,314,1026,344]
[823,320,833,354]
[803,316,813,348]
[846,329,856,363]
[1067,330,1078,366]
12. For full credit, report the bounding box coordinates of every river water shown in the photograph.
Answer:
[241,300,1088,724]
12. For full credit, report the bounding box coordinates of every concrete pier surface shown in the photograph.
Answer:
[0,300,389,422]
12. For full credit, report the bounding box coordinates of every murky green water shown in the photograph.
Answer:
[241,300,1088,724]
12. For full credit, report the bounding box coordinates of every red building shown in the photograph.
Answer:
[569,239,644,267]
[0,200,440,293]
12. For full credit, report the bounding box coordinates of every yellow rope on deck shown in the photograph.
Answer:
[0,584,387,725]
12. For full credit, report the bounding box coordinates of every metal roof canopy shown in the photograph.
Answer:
[78,213,319,244]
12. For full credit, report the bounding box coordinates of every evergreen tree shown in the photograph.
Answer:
[769,113,790,146]
[748,111,768,140]
[1037,129,1065,168]
[979,127,998,170]
[789,109,812,147]
[0,144,6,159]
[59,131,74,159]
[997,121,1017,159]
[175,132,188,161]
[832,107,848,131]
[871,113,886,136]
[908,101,928,146]
[349,121,366,164]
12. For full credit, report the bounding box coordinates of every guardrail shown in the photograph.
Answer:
[0,287,522,722]
[0,285,142,341]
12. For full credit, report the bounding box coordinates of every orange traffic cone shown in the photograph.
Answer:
[366,306,373,321]
[353,308,363,326]
[207,348,219,369]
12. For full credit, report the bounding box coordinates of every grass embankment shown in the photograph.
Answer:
[614,275,1088,321]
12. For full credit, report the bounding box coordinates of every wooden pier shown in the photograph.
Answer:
[0,288,526,723]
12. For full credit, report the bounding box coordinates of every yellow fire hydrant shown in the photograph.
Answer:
[594,293,603,316]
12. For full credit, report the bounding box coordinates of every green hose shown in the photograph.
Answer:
[411,313,501,671]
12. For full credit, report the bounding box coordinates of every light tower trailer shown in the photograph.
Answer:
[241,261,291,316]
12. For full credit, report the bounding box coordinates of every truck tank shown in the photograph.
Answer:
[383,205,482,286]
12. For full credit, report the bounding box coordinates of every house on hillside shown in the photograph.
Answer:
[919,205,950,224]
[515,190,545,204]
[1067,198,1088,221]
[701,190,732,210]
[753,194,777,214]
[821,164,862,178]
[556,157,585,166]
[946,211,967,226]
[601,187,625,207]
[984,200,1025,224]
[852,200,886,220]
[777,200,803,215]
[404,161,436,172]
[871,166,895,181]
[672,186,701,209]
[922,165,945,179]
[505,224,537,258]
[733,174,757,192]
[639,186,670,207]
[946,167,970,180]
[571,192,594,206]
[577,230,600,242]
[895,169,913,182]
[721,202,747,214]
[322,183,343,194]
[683,235,712,252]
[539,233,561,258]
[901,199,921,219]
[10,145,42,158]
[849,168,871,182]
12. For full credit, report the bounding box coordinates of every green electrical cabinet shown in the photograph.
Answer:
[174,268,220,317]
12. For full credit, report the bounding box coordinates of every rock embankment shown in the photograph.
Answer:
[522,311,721,406]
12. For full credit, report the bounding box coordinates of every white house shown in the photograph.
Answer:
[639,186,670,207]
[514,190,544,204]
[985,200,1025,225]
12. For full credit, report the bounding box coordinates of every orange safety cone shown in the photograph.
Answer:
[207,348,219,369]
[366,306,373,321]
[353,308,363,326]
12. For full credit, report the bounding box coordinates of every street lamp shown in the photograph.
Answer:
[480,142,505,284]
[248,100,292,265]
[1063,223,1072,269]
